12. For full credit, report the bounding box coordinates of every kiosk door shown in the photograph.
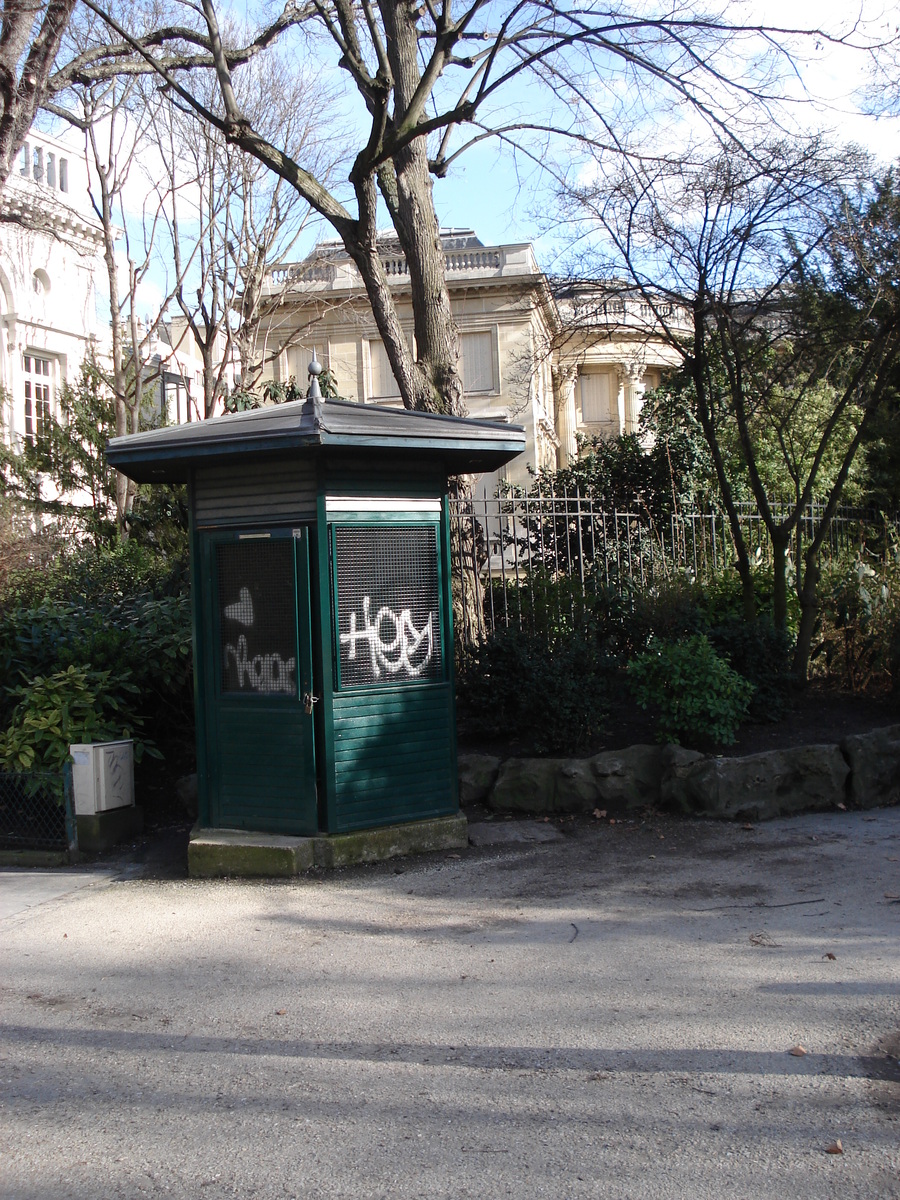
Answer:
[201,528,317,834]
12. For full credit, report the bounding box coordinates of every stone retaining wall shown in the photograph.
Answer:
[458,724,900,822]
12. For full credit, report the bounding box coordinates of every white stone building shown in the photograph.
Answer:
[254,230,683,491]
[0,129,106,448]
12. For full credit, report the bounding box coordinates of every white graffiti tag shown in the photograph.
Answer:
[224,634,296,694]
[340,595,434,679]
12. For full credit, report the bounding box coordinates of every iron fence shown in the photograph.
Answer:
[0,764,76,854]
[449,490,899,646]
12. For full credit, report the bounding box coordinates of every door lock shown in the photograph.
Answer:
[303,692,319,716]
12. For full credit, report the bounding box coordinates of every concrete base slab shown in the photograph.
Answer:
[76,805,143,854]
[188,813,468,878]
[188,829,315,878]
[468,819,565,846]
[0,849,72,868]
[312,813,468,869]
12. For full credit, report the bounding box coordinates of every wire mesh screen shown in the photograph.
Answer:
[0,771,71,851]
[333,524,442,687]
[217,539,298,695]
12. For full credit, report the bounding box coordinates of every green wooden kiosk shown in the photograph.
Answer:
[107,370,524,872]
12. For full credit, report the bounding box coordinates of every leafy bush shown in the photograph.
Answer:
[627,634,755,746]
[0,539,186,611]
[812,549,900,694]
[0,592,193,744]
[0,665,154,780]
[457,627,611,754]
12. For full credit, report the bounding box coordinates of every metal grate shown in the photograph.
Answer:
[217,539,298,695]
[333,524,442,687]
[0,770,74,852]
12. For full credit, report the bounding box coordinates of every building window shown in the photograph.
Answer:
[24,354,52,445]
[32,146,43,182]
[460,330,496,394]
[46,153,56,188]
[59,157,68,192]
[366,339,401,401]
[580,371,613,424]
[19,143,29,177]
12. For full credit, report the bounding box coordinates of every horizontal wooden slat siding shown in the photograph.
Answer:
[194,459,317,527]
[331,683,455,830]
[322,455,445,492]
[212,705,315,835]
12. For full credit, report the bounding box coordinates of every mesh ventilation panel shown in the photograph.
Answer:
[334,524,441,687]
[217,540,297,695]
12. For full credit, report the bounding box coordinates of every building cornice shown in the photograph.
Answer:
[0,188,104,249]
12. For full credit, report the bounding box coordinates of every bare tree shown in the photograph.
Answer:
[151,46,336,415]
[67,0,882,424]
[48,60,188,533]
[560,139,900,678]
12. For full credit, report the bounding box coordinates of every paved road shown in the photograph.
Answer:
[0,867,119,921]
[2,809,898,1199]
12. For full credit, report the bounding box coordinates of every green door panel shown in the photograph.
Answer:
[201,527,317,835]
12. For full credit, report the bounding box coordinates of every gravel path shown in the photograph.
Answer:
[2,808,899,1199]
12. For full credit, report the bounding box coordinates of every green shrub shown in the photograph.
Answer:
[0,539,187,611]
[812,551,900,694]
[0,592,193,743]
[627,633,755,746]
[0,664,155,781]
[457,627,611,754]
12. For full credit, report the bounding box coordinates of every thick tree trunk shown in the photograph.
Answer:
[0,0,77,188]
[390,141,463,415]
[793,549,821,682]
[771,531,790,631]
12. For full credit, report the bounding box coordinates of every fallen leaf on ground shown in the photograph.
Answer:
[823,952,837,960]
[275,1009,287,1016]
[648,854,656,860]
[824,1139,843,1155]
[885,893,900,900]
[789,1045,808,1057]
[593,809,607,819]
[741,823,755,830]
[609,818,617,825]
[836,803,846,811]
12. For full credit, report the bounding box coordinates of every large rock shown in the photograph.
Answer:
[659,745,707,813]
[488,758,601,813]
[457,753,502,805]
[842,724,900,810]
[555,760,602,812]
[663,744,849,821]
[488,758,561,813]
[590,744,663,811]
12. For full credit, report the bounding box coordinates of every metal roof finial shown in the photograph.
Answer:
[307,357,323,401]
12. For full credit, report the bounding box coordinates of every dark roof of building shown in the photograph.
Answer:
[106,395,526,483]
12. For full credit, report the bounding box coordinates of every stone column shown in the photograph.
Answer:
[615,367,627,436]
[624,363,646,434]
[552,364,578,465]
